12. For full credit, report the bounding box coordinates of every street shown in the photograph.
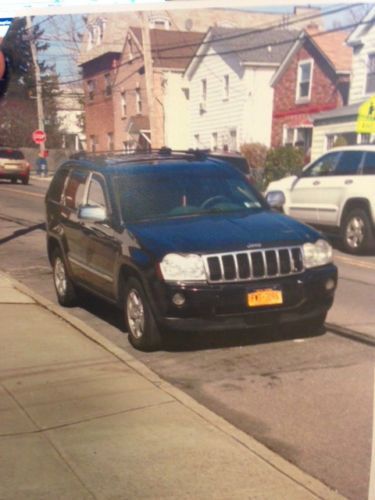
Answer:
[0,177,374,500]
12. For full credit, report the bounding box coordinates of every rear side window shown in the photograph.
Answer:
[47,168,69,202]
[334,151,363,175]
[0,149,24,160]
[63,170,88,210]
[362,152,375,174]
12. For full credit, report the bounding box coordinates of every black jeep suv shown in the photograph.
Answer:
[45,149,337,351]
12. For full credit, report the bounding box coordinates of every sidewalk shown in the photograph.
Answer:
[0,272,346,500]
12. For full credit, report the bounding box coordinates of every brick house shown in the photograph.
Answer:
[81,52,121,153]
[270,27,352,162]
[112,27,204,151]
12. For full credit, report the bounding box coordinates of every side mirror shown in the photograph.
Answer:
[78,205,107,222]
[265,191,285,211]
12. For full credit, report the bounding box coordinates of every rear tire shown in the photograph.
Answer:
[124,277,162,351]
[341,208,374,254]
[52,248,78,307]
[21,175,29,185]
[11,178,17,184]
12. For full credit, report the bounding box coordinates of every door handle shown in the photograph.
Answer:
[313,180,320,186]
[344,179,353,185]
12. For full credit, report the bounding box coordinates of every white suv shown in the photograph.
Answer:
[265,145,375,254]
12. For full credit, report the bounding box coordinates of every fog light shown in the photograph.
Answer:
[172,293,186,306]
[325,279,335,291]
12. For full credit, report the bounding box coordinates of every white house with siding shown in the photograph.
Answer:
[311,6,375,159]
[183,27,298,151]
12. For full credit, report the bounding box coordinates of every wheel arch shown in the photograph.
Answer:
[340,198,373,227]
[47,236,63,265]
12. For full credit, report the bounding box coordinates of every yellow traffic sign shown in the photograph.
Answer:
[356,96,375,133]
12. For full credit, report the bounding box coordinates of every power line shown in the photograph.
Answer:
[18,4,368,89]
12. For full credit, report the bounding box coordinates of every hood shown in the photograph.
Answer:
[127,210,321,261]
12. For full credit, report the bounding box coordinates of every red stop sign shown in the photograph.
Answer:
[32,129,46,144]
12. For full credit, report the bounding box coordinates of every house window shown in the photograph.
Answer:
[365,53,375,94]
[107,132,114,151]
[199,79,207,113]
[201,79,207,102]
[128,37,134,61]
[149,18,171,30]
[121,92,127,117]
[104,73,112,97]
[297,60,313,100]
[223,75,229,100]
[284,127,295,145]
[229,129,237,151]
[211,132,218,151]
[136,88,142,113]
[87,79,96,101]
[90,135,98,153]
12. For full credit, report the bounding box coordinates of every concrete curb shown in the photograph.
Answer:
[326,322,375,347]
[4,271,346,500]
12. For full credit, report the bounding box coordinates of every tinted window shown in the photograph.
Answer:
[87,176,107,208]
[302,152,340,177]
[362,152,375,175]
[0,149,24,160]
[334,151,363,175]
[48,168,69,202]
[63,170,88,210]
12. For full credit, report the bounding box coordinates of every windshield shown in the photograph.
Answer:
[113,169,265,223]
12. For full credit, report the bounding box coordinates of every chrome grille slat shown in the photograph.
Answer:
[203,246,304,283]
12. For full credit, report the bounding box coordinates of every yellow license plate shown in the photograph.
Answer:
[248,289,283,307]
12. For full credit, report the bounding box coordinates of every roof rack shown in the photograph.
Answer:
[69,147,210,164]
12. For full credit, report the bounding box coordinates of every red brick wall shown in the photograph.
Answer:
[82,54,119,152]
[271,41,345,147]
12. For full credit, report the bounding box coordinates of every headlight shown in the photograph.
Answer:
[303,239,333,268]
[159,253,206,282]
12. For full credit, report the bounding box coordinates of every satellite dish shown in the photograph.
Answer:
[185,19,193,31]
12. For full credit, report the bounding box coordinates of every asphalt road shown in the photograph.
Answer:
[0,177,374,500]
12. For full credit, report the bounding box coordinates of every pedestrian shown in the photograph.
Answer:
[36,150,48,177]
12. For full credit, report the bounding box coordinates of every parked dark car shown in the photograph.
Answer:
[0,148,30,184]
[45,149,337,351]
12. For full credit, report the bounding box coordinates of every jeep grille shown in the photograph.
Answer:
[203,246,304,283]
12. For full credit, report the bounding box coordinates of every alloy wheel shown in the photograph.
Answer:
[54,257,67,298]
[345,216,365,249]
[127,289,145,339]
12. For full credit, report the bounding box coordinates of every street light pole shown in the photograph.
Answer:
[26,16,45,155]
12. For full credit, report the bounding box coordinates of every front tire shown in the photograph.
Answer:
[341,208,375,254]
[52,248,78,306]
[124,277,162,351]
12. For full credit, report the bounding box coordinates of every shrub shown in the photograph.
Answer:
[240,142,268,189]
[263,145,304,186]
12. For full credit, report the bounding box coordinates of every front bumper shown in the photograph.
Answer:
[148,264,337,332]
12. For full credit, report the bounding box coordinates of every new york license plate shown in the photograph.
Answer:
[247,289,283,307]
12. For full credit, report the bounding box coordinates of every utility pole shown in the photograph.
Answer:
[140,11,159,149]
[26,16,45,155]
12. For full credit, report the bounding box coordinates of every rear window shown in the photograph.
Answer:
[0,149,24,160]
